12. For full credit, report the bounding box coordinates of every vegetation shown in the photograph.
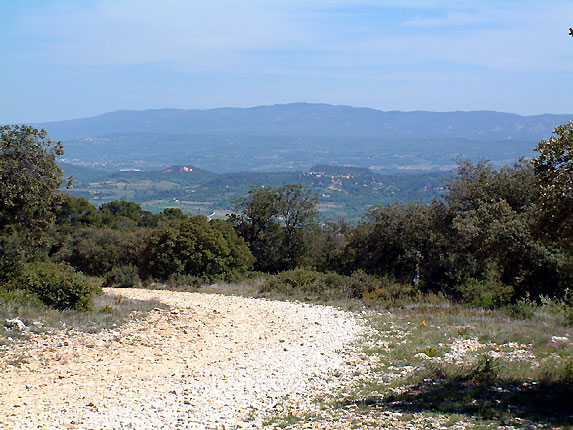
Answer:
[10,261,97,310]
[64,162,447,223]
[3,123,572,312]
[230,185,319,271]
[0,125,71,235]
[341,157,572,302]
[0,126,88,310]
[140,215,253,281]
[532,120,573,248]
[329,300,573,428]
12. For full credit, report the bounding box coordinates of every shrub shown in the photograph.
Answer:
[345,269,379,299]
[458,276,514,309]
[141,216,254,281]
[0,287,42,307]
[259,268,347,300]
[12,261,96,310]
[361,278,420,304]
[102,265,141,288]
[507,295,536,320]
[51,227,147,276]
[0,233,25,286]
[166,272,202,289]
[564,305,573,327]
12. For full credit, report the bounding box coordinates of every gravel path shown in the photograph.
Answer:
[0,289,366,430]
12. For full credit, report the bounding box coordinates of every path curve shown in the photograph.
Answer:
[0,289,365,430]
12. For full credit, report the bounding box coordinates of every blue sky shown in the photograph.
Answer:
[1,0,572,123]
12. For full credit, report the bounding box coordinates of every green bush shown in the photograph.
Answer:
[361,278,420,304]
[260,268,347,300]
[564,305,573,327]
[259,268,420,304]
[507,295,536,320]
[141,216,254,281]
[0,233,26,286]
[12,261,96,310]
[166,272,202,289]
[458,276,514,309]
[102,265,141,288]
[0,287,42,307]
[344,269,379,299]
[51,227,146,276]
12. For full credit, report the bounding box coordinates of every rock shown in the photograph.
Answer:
[551,336,569,344]
[5,318,27,331]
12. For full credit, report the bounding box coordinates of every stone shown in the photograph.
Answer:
[5,318,27,331]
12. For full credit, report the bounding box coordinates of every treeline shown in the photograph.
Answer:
[226,154,572,306]
[1,123,572,311]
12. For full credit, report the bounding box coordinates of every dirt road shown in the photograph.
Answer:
[0,289,365,429]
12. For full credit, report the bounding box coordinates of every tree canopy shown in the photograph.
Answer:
[0,125,70,235]
[231,184,319,271]
[532,121,573,246]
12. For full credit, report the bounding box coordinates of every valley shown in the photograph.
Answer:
[62,163,447,221]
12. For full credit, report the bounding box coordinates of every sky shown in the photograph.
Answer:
[1,0,572,123]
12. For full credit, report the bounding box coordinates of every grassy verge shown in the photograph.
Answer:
[319,302,572,429]
[0,286,167,346]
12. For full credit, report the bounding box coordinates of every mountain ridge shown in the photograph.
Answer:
[35,103,572,141]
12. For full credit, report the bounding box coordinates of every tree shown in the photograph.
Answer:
[344,202,447,288]
[99,200,158,228]
[230,186,279,245]
[50,227,147,276]
[55,195,103,227]
[445,157,535,214]
[141,215,253,281]
[230,185,319,271]
[230,186,284,272]
[275,184,319,269]
[0,125,70,235]
[532,121,573,246]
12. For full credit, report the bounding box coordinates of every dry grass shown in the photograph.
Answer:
[329,302,573,428]
[0,289,167,345]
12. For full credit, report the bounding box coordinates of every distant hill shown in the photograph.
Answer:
[36,103,571,141]
[34,103,572,174]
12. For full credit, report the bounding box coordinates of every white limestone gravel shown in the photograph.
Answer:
[0,288,367,430]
